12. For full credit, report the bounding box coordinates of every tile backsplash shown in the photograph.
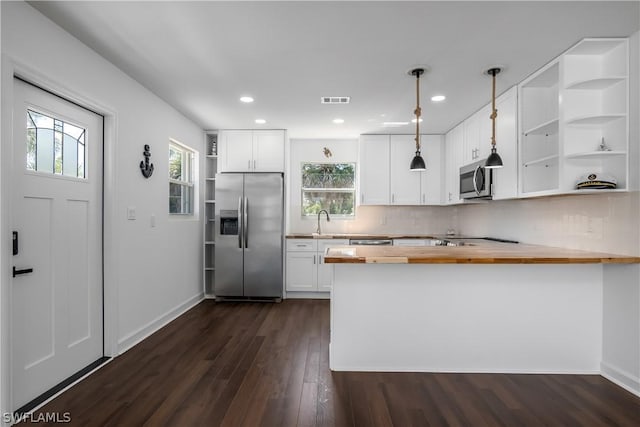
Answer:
[291,192,639,256]
[456,191,640,256]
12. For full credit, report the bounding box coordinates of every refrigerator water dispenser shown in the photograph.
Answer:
[220,210,238,235]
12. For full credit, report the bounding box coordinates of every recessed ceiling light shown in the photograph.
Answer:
[431,95,446,102]
[411,118,423,123]
[333,118,345,124]
[255,119,266,124]
[240,96,254,103]
[321,96,350,104]
[383,121,409,127]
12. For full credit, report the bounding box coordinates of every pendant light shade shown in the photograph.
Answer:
[485,67,504,169]
[485,147,503,168]
[410,152,426,170]
[409,68,427,171]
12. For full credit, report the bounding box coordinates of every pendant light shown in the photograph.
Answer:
[485,67,504,168]
[409,68,426,171]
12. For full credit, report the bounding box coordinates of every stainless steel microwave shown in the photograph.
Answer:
[460,159,493,199]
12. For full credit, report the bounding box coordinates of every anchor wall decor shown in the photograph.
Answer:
[140,144,154,178]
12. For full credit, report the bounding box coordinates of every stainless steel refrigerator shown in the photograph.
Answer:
[214,173,284,300]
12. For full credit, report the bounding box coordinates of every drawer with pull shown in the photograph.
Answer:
[286,239,317,251]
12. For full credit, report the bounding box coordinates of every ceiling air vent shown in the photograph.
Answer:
[321,96,350,104]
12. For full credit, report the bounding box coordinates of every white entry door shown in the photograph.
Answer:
[11,79,103,410]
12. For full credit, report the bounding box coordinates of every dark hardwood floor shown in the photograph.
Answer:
[29,299,640,426]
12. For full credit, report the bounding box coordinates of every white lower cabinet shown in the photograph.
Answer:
[286,239,349,292]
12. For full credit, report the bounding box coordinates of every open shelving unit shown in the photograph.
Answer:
[204,132,217,297]
[519,60,560,195]
[561,38,629,193]
[519,37,630,197]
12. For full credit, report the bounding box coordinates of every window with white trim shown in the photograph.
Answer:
[169,141,195,215]
[301,163,355,217]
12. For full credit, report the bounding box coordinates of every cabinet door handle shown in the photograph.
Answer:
[319,255,323,264]
[253,160,256,170]
[313,255,316,264]
[392,194,395,203]
[361,194,364,203]
[422,194,426,203]
[13,266,34,277]
[248,160,251,170]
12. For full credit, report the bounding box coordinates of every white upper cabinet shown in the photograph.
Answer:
[444,123,464,205]
[218,129,285,172]
[359,134,442,206]
[463,105,491,165]
[359,135,390,205]
[490,86,519,200]
[219,130,252,172]
[253,130,286,171]
[444,84,518,203]
[390,135,421,205]
[420,135,444,204]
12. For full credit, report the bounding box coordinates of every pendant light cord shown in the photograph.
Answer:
[490,68,498,150]
[413,69,423,153]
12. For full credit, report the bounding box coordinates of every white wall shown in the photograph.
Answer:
[1,1,204,414]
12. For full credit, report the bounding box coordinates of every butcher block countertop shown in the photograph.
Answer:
[286,233,436,239]
[323,241,640,264]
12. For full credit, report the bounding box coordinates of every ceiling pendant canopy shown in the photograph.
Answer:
[485,67,504,169]
[409,68,426,171]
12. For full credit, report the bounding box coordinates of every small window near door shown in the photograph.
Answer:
[26,109,86,179]
[169,141,195,215]
[301,163,355,217]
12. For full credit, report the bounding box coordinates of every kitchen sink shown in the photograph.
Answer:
[431,239,475,247]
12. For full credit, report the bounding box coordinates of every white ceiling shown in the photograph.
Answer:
[28,1,640,139]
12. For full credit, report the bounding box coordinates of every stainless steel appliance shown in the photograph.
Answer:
[348,239,393,246]
[215,173,283,300]
[460,159,493,199]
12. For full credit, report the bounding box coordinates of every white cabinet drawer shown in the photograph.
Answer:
[317,239,349,253]
[286,239,317,251]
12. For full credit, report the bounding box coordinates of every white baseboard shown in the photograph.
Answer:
[329,364,601,374]
[284,291,330,299]
[601,361,640,397]
[117,293,204,354]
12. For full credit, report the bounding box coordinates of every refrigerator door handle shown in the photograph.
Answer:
[244,197,249,248]
[238,196,243,249]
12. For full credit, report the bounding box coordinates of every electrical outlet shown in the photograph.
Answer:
[127,207,136,220]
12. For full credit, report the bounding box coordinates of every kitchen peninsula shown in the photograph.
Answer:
[325,241,640,392]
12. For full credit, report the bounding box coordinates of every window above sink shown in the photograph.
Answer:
[301,162,355,218]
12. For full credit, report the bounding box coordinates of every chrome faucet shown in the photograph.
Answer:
[316,209,330,235]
